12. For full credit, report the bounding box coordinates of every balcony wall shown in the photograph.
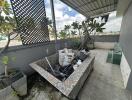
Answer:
[119,2,132,90]
[0,35,119,75]
[93,35,119,49]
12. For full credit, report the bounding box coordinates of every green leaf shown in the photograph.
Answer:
[100,23,106,27]
[59,30,67,39]
[2,56,9,65]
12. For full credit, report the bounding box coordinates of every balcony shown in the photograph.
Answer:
[0,0,132,100]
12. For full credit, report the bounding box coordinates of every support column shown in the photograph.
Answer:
[50,0,57,40]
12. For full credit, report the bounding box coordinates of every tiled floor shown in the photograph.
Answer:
[78,49,132,100]
[23,49,132,100]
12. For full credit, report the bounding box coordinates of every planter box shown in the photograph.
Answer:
[30,53,95,99]
[0,73,27,100]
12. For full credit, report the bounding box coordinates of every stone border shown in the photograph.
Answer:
[30,54,95,99]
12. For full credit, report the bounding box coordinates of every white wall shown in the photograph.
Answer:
[119,2,132,90]
[120,53,131,88]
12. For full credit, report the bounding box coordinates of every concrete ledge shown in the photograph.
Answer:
[94,42,117,49]
[0,75,27,100]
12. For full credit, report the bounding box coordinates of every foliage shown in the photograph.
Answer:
[71,21,82,38]
[1,55,16,76]
[64,25,71,37]
[83,18,105,34]
[0,0,15,35]
[46,17,52,27]
[1,56,16,65]
[46,17,57,39]
[72,22,78,29]
[72,38,81,49]
[12,90,18,96]
[64,25,70,31]
[59,30,67,39]
[2,56,9,65]
[79,17,107,49]
[71,31,76,37]
[0,0,13,15]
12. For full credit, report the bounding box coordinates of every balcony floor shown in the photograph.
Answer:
[24,49,132,100]
[78,49,132,100]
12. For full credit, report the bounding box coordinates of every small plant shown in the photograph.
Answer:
[1,56,16,77]
[12,90,18,96]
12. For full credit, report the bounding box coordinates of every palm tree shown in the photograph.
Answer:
[64,25,71,38]
[71,22,78,30]
[71,30,76,37]
[59,30,67,39]
[71,21,82,39]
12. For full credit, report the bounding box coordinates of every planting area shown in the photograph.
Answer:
[30,49,94,99]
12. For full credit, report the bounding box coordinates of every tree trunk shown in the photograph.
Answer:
[79,33,90,50]
[68,30,70,38]
[5,65,8,77]
[0,34,10,54]
[78,29,81,40]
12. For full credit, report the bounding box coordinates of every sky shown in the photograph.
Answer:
[45,0,122,32]
[6,0,122,33]
[45,0,86,32]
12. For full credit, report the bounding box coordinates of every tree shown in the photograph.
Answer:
[71,21,82,39]
[46,17,57,39]
[59,30,67,39]
[0,0,16,53]
[71,30,76,37]
[64,25,71,38]
[46,17,52,28]
[79,17,106,50]
[0,1,17,78]
[0,0,15,34]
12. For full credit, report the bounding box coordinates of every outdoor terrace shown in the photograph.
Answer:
[21,49,132,100]
[0,0,132,100]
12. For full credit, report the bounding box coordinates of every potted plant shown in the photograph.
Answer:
[0,1,27,99]
[2,56,15,77]
[0,55,27,100]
